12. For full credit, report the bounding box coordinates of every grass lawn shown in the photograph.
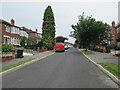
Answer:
[0,58,36,72]
[97,63,120,79]
[80,49,95,55]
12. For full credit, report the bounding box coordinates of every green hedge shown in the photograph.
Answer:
[0,44,13,52]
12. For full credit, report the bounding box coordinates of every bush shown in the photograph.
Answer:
[1,44,13,52]
[20,36,26,48]
[0,44,2,53]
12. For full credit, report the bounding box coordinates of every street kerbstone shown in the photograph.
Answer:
[2,51,53,67]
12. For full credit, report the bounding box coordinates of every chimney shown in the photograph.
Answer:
[112,21,115,27]
[36,29,38,33]
[11,19,15,25]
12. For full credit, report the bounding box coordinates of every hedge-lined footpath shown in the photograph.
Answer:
[0,58,35,72]
[98,63,120,79]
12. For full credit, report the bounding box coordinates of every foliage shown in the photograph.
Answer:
[117,34,120,42]
[43,35,53,49]
[1,44,13,52]
[42,6,56,49]
[0,44,2,53]
[70,13,112,50]
[26,37,40,48]
[36,40,43,49]
[20,36,26,48]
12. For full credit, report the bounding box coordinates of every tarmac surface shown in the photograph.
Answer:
[2,48,118,88]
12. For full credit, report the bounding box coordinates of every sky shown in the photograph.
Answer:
[0,0,119,43]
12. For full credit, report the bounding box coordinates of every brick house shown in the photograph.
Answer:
[0,19,41,47]
[111,21,120,45]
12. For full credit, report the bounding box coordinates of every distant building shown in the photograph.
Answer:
[56,36,68,43]
[0,19,41,47]
[111,21,120,45]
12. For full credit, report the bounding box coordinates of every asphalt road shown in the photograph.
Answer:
[2,48,118,88]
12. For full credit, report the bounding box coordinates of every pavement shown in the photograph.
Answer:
[2,48,118,88]
[2,51,53,67]
[86,50,119,65]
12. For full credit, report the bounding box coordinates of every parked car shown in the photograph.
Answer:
[54,43,65,52]
[64,44,69,50]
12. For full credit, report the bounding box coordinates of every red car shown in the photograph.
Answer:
[54,43,65,52]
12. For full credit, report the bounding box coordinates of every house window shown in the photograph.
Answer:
[17,28,20,34]
[25,32,28,38]
[6,25,11,33]
[17,38,20,45]
[11,27,20,34]
[20,30,28,37]
[4,37,8,44]
[15,38,17,45]
[20,31,24,36]
[4,36,10,44]
[11,27,15,33]
[11,37,14,45]
[11,37,20,45]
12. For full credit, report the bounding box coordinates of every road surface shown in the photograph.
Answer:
[2,48,118,88]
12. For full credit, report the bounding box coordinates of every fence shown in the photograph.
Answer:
[23,49,34,54]
[111,49,120,55]
[0,52,17,62]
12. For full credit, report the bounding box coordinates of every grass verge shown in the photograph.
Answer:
[0,58,36,72]
[97,63,120,79]
[50,50,55,52]
[80,49,95,55]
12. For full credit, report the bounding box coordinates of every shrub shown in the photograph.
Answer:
[0,44,2,53]
[1,44,13,52]
[20,36,26,48]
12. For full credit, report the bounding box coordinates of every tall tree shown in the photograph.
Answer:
[70,13,112,50]
[42,6,56,49]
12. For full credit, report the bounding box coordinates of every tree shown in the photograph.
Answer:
[42,6,56,49]
[20,36,26,48]
[36,40,43,49]
[117,34,120,42]
[70,13,112,50]
[26,37,40,49]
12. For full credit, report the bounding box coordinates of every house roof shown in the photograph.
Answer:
[0,19,40,34]
[21,27,39,34]
[0,19,20,28]
[0,19,11,25]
